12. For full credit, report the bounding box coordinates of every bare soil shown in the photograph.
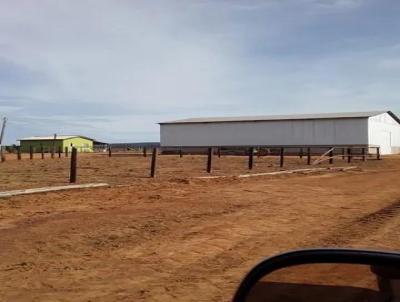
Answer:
[0,154,399,301]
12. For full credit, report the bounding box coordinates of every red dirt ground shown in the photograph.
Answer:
[0,154,399,301]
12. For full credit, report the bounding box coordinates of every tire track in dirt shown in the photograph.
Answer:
[315,199,400,247]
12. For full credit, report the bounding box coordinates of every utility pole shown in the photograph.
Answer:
[52,133,57,158]
[0,117,7,161]
[0,117,7,145]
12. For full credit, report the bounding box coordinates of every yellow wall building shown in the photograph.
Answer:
[19,135,94,153]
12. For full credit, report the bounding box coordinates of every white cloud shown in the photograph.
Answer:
[314,0,366,9]
[0,0,399,144]
[1,1,236,106]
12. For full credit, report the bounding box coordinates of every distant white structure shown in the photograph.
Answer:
[160,111,400,155]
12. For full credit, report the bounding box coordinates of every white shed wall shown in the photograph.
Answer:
[160,118,369,147]
[368,113,400,154]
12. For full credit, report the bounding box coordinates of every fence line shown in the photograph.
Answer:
[0,145,382,183]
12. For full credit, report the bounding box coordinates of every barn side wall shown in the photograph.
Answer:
[160,118,369,147]
[368,113,400,155]
[20,140,63,153]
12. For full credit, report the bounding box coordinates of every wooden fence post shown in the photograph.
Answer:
[342,148,345,160]
[179,149,183,158]
[217,147,221,158]
[108,146,112,157]
[347,148,352,163]
[248,147,254,170]
[329,147,333,164]
[17,146,21,160]
[58,146,62,158]
[69,147,77,183]
[307,147,311,165]
[299,148,303,159]
[29,145,34,160]
[377,147,381,160]
[280,147,284,168]
[362,148,367,162]
[207,147,213,173]
[41,145,44,159]
[65,147,68,157]
[143,147,147,157]
[150,148,157,178]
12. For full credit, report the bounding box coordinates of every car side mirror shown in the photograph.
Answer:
[233,249,400,302]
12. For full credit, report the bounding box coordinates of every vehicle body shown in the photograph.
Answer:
[233,248,400,302]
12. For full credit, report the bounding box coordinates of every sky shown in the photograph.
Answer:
[0,0,399,144]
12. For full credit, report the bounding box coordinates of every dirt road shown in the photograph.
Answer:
[0,156,399,301]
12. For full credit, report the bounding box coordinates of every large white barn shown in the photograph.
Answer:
[160,111,400,155]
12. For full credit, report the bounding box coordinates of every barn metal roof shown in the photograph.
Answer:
[19,135,94,141]
[160,111,400,125]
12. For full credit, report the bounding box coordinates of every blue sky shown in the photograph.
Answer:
[0,0,399,144]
